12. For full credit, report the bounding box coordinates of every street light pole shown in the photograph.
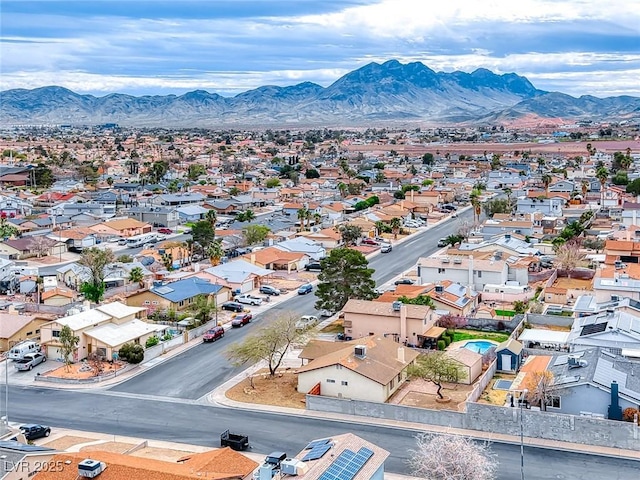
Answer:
[517,388,528,480]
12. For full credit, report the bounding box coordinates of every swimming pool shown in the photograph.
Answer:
[462,340,497,354]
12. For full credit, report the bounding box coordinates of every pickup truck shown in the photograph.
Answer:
[221,429,249,451]
[235,294,263,306]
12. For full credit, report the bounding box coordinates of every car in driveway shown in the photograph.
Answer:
[157,228,173,234]
[221,301,245,312]
[297,283,313,295]
[202,326,225,342]
[394,278,415,285]
[231,313,253,328]
[234,294,263,306]
[259,285,281,296]
[305,262,322,272]
[14,352,46,371]
[361,238,380,246]
[19,424,51,440]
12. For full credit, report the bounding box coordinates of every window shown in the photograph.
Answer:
[52,330,61,338]
[390,379,395,389]
[547,396,561,409]
[438,268,445,274]
[336,364,343,370]
[143,300,150,305]
[477,270,482,278]
[26,331,33,336]
[151,301,159,305]
[326,379,336,383]
[179,301,184,307]
[36,329,40,334]
[398,373,402,382]
[341,381,348,386]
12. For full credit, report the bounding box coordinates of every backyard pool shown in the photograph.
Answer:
[462,340,497,354]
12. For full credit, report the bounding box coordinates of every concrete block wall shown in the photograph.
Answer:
[306,396,640,450]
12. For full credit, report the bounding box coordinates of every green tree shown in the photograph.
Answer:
[118,343,144,364]
[338,224,362,246]
[192,220,216,248]
[398,295,434,307]
[128,266,144,288]
[305,168,320,179]
[187,163,206,180]
[512,300,528,314]
[390,217,402,239]
[226,312,305,376]
[541,173,552,194]
[315,248,377,313]
[78,247,114,303]
[59,325,79,371]
[627,178,640,196]
[0,217,18,239]
[190,294,216,326]
[444,234,464,246]
[408,352,466,399]
[167,179,180,193]
[146,160,169,184]
[422,153,434,165]
[596,166,609,205]
[33,163,54,188]
[117,254,133,263]
[483,198,511,217]
[229,186,241,196]
[265,178,281,188]
[243,224,270,245]
[205,209,217,228]
[206,239,224,265]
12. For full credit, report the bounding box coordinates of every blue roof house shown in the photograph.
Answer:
[126,277,226,312]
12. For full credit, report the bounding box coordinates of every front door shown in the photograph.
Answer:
[501,354,512,371]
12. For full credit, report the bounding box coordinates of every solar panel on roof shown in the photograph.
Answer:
[580,322,607,336]
[302,443,332,461]
[155,286,174,294]
[305,438,331,450]
[319,447,374,480]
[553,355,568,366]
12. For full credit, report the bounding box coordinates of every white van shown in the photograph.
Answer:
[8,341,40,361]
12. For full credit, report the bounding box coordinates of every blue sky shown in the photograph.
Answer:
[1,0,639,97]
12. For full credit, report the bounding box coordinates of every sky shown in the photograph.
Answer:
[1,0,639,98]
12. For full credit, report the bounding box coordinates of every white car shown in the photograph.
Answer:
[235,294,263,306]
[296,315,318,330]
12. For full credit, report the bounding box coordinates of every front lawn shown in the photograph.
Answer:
[451,329,510,343]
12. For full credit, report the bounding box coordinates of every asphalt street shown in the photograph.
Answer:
[8,386,639,480]
[110,210,475,399]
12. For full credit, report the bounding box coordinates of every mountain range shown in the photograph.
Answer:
[1,60,639,127]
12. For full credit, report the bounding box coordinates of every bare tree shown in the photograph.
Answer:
[87,352,104,377]
[28,235,55,258]
[407,352,466,399]
[457,219,473,241]
[408,432,497,480]
[523,370,556,411]
[555,239,586,279]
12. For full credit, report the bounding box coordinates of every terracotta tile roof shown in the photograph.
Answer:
[297,336,419,385]
[41,287,75,300]
[102,218,150,231]
[343,299,431,320]
[34,448,258,480]
[242,246,306,264]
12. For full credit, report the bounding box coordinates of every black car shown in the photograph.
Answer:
[305,262,322,271]
[394,278,415,285]
[19,424,51,440]
[221,301,244,312]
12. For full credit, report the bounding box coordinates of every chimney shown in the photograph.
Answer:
[250,253,256,264]
[193,263,200,273]
[399,304,408,342]
[627,231,631,241]
[397,347,405,363]
[608,381,623,420]
[468,255,474,287]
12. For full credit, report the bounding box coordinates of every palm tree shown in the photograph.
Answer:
[390,217,402,240]
[206,240,224,266]
[205,209,217,228]
[596,166,609,206]
[470,190,482,223]
[337,182,348,198]
[541,174,552,195]
[375,221,386,237]
[313,212,322,228]
[297,208,307,231]
[581,179,589,199]
[304,209,312,230]
[503,187,513,211]
[128,266,144,290]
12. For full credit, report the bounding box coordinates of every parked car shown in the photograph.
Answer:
[19,424,50,440]
[296,315,318,330]
[361,238,379,246]
[319,309,335,317]
[259,285,281,296]
[14,352,46,371]
[404,221,421,228]
[437,238,448,247]
[157,228,173,234]
[394,278,415,285]
[380,243,392,253]
[305,262,322,271]
[221,301,245,312]
[298,283,313,295]
[231,313,253,328]
[203,326,225,342]
[451,213,458,218]
[118,238,128,245]
[235,294,263,306]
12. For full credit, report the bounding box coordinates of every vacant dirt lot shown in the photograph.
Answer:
[225,369,306,409]
[42,436,94,450]
[81,442,136,454]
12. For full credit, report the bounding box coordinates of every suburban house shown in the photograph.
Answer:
[285,432,389,480]
[124,206,181,228]
[446,348,483,384]
[0,312,51,352]
[567,309,640,352]
[0,237,65,260]
[241,247,310,273]
[39,301,160,361]
[126,277,226,314]
[0,441,57,480]
[33,446,258,480]
[417,255,509,291]
[201,260,274,294]
[297,336,419,402]
[54,227,97,252]
[515,195,564,216]
[341,299,440,348]
[176,204,209,222]
[301,228,342,249]
[274,237,326,260]
[89,218,152,239]
[41,287,76,306]
[544,348,640,417]
[150,192,205,206]
[56,263,91,290]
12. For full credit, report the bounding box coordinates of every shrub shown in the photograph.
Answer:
[437,340,446,351]
[118,342,145,364]
[161,333,173,341]
[441,335,451,346]
[145,336,159,348]
[496,321,506,331]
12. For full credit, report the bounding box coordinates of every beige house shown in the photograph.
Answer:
[341,299,438,348]
[40,301,163,361]
[0,313,51,353]
[302,228,342,249]
[41,287,75,306]
[446,348,483,384]
[297,336,419,402]
[89,218,152,238]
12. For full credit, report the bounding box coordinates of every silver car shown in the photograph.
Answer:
[14,352,46,371]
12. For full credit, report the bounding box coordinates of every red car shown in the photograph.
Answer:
[231,313,253,328]
[361,238,379,246]
[158,228,173,234]
[203,326,225,342]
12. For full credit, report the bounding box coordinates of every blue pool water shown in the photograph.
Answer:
[462,340,496,354]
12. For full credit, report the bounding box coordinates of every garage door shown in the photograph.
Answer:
[47,346,62,361]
